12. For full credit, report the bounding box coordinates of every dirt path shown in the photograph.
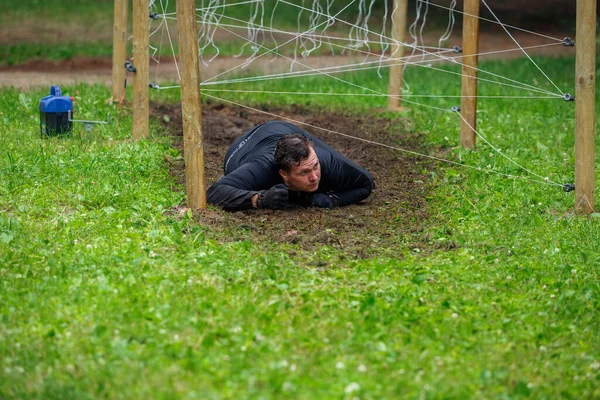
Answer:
[160,101,437,258]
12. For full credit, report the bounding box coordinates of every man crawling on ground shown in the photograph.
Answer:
[207,120,374,211]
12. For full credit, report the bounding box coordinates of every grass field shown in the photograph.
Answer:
[2,0,600,398]
[2,51,600,399]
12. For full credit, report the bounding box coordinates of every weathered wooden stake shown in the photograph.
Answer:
[133,0,149,139]
[177,0,207,209]
[387,0,409,110]
[459,0,480,149]
[574,0,596,214]
[112,0,128,102]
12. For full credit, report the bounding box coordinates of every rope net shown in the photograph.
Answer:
[144,0,576,189]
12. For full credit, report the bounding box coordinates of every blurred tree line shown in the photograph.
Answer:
[405,0,595,31]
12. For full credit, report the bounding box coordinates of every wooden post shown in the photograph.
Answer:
[112,0,128,102]
[459,0,480,149]
[177,0,207,209]
[574,0,596,214]
[387,0,408,110]
[133,0,149,139]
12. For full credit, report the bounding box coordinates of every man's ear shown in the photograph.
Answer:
[279,169,288,180]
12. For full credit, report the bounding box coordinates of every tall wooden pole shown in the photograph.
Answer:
[177,0,207,209]
[459,0,480,149]
[574,0,596,214]
[133,0,149,139]
[112,0,128,102]
[387,0,409,110]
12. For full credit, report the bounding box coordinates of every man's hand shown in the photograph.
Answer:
[311,193,336,208]
[257,184,289,209]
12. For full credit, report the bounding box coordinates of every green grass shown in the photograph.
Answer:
[2,54,600,400]
[0,43,115,66]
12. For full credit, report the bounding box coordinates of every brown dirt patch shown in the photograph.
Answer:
[155,101,440,259]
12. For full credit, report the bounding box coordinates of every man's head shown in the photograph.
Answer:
[274,134,321,192]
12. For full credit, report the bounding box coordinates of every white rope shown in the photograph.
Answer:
[198,0,227,65]
[190,18,563,97]
[202,92,563,188]
[191,4,564,98]
[188,12,561,98]
[405,0,425,72]
[184,15,454,56]
[191,5,456,115]
[375,0,390,77]
[194,19,454,113]
[279,0,384,56]
[422,0,565,42]
[201,52,561,98]
[198,50,450,85]
[184,16,465,115]
[480,0,565,95]
[400,56,562,97]
[468,42,564,60]
[199,88,560,100]
[178,10,562,103]
[193,11,451,51]
[418,0,430,62]
[151,7,167,81]
[321,0,337,55]
[457,112,563,187]
[186,13,565,57]
[174,0,568,100]
[160,0,181,82]
[306,0,326,57]
[152,0,570,189]
[198,0,262,13]
[437,0,457,51]
[202,65,557,98]
[236,0,265,63]
[201,0,359,84]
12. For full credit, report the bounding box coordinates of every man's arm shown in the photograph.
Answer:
[315,151,374,207]
[331,187,372,207]
[207,162,281,211]
[206,182,259,211]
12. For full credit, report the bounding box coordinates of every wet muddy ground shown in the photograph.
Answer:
[155,101,443,259]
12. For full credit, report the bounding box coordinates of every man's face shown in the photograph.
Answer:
[279,146,321,192]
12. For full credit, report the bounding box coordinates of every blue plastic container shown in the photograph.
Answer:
[39,86,73,136]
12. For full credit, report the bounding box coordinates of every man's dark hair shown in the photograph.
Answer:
[274,134,313,171]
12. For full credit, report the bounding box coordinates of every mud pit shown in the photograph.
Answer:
[156,101,444,259]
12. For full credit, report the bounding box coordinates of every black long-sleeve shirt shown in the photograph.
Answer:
[207,121,373,211]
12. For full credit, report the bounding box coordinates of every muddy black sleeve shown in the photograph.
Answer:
[321,152,374,207]
[207,161,277,211]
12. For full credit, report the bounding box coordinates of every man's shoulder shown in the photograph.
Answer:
[260,120,307,135]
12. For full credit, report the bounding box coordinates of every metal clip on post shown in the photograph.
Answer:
[562,93,575,102]
[124,60,137,73]
[68,111,111,132]
[562,37,575,47]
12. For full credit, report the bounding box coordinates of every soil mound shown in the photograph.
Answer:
[156,101,442,258]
